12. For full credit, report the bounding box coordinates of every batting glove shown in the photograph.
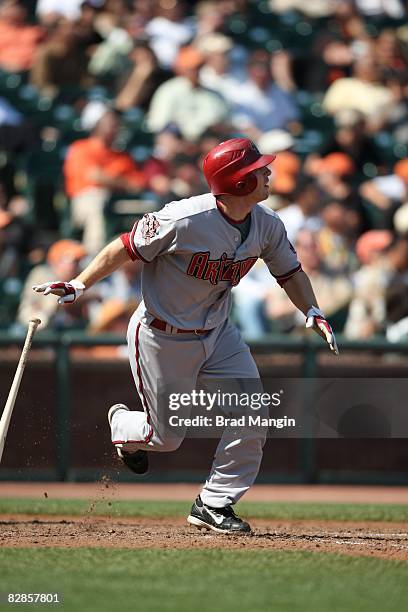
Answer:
[305,306,339,355]
[32,279,85,304]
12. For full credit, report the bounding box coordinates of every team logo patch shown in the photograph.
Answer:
[142,214,160,245]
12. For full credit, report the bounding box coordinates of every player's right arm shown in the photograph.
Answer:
[32,237,129,304]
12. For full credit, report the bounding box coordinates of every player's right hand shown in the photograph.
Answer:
[32,280,85,304]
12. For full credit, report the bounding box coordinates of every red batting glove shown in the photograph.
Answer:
[32,280,85,304]
[306,306,339,355]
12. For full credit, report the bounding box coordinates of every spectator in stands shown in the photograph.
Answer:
[87,258,143,349]
[142,125,184,198]
[345,236,408,339]
[382,71,408,146]
[317,200,360,275]
[0,97,38,173]
[277,176,322,243]
[307,110,384,176]
[145,0,194,70]
[167,153,207,199]
[63,102,145,254]
[354,0,405,19]
[231,49,300,138]
[35,0,86,25]
[232,259,273,340]
[265,228,352,333]
[312,153,361,215]
[323,55,393,123]
[30,18,93,97]
[0,208,27,279]
[98,258,143,304]
[146,45,229,141]
[197,33,240,102]
[194,1,227,39]
[0,0,44,72]
[17,239,88,329]
[115,41,172,112]
[93,0,132,32]
[359,159,408,227]
[375,29,406,77]
[126,0,156,39]
[269,149,300,198]
[75,1,104,52]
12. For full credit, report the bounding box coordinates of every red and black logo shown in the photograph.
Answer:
[187,252,257,286]
[142,214,160,245]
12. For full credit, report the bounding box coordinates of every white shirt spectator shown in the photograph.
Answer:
[372,175,406,201]
[199,65,242,104]
[232,81,300,132]
[323,78,393,119]
[147,76,229,141]
[277,205,323,243]
[36,0,84,21]
[145,17,194,69]
[354,0,405,18]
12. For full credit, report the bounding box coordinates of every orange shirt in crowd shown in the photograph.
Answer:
[64,137,146,198]
[0,20,44,71]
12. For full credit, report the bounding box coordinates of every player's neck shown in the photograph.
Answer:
[216,196,256,222]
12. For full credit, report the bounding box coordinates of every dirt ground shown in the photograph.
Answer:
[1,483,408,560]
[1,515,408,561]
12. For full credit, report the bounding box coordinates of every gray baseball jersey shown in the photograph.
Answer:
[121,192,300,329]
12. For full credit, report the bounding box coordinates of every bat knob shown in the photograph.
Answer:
[29,318,42,326]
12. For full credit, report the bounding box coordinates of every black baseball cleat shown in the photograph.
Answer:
[187,496,251,534]
[108,404,149,475]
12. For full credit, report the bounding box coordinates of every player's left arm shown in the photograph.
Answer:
[261,212,338,355]
[283,269,339,355]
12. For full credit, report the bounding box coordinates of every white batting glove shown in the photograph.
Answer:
[32,279,85,304]
[306,306,339,356]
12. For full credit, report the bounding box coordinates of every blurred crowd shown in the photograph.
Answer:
[0,0,407,344]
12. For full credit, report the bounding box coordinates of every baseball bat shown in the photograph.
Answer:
[0,318,41,463]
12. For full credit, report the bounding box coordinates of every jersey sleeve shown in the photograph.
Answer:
[121,209,177,263]
[261,215,301,286]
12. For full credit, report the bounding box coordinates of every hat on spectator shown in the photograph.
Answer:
[174,46,205,72]
[47,240,86,266]
[196,34,233,55]
[394,159,408,182]
[355,230,393,265]
[316,153,355,177]
[394,202,408,234]
[81,101,110,131]
[257,130,294,154]
[0,210,12,229]
[270,151,301,194]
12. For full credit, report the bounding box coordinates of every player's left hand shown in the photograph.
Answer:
[305,306,339,355]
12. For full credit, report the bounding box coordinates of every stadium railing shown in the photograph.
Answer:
[0,330,408,484]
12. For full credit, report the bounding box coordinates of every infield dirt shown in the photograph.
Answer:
[1,482,408,561]
[1,515,407,561]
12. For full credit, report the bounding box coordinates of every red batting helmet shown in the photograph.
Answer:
[203,138,276,196]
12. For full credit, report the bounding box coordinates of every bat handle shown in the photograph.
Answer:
[0,318,42,462]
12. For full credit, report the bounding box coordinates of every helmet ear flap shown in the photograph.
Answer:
[234,172,257,196]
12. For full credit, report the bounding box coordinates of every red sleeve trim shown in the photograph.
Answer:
[120,221,151,263]
[121,232,139,261]
[274,263,302,287]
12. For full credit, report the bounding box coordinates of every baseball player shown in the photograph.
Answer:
[33,138,338,534]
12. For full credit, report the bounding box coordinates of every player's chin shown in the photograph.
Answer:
[258,186,269,201]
